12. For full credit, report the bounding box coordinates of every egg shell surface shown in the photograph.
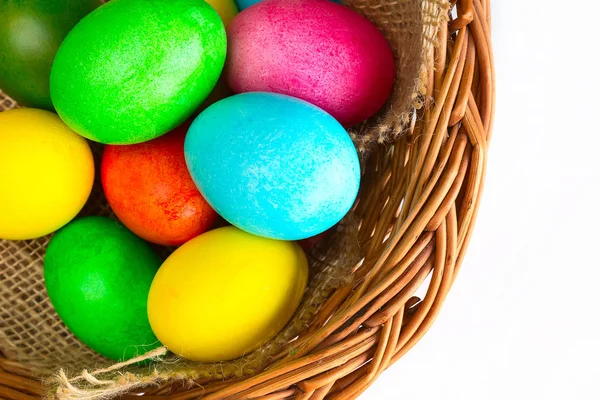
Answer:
[50,0,227,144]
[147,226,308,362]
[185,92,360,241]
[0,108,94,240]
[102,124,218,246]
[227,0,395,127]
[0,0,102,110]
[44,216,162,361]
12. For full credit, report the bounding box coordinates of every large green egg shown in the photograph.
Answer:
[0,0,102,110]
[50,0,227,144]
[44,216,162,361]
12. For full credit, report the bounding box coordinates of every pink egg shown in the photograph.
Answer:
[226,0,395,127]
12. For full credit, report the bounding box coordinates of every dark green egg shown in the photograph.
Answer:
[44,216,162,361]
[0,0,101,109]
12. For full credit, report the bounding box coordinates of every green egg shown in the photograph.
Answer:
[50,0,227,144]
[0,0,102,110]
[44,216,162,361]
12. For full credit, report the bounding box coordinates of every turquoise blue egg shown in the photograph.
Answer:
[184,92,360,240]
[234,0,340,11]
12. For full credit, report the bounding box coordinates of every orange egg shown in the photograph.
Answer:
[101,124,218,246]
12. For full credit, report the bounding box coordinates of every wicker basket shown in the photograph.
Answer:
[0,0,494,398]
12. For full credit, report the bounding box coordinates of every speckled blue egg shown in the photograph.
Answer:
[184,92,360,240]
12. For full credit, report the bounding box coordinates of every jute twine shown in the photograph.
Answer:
[0,0,450,398]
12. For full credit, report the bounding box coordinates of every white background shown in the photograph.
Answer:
[364,0,600,399]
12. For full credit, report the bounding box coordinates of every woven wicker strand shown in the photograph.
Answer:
[0,0,494,398]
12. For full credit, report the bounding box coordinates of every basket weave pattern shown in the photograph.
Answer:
[0,0,494,398]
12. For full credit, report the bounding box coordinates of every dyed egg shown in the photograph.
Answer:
[102,124,218,246]
[44,216,162,361]
[0,0,101,110]
[50,0,226,144]
[227,0,395,127]
[0,109,94,240]
[206,0,238,27]
[185,92,360,240]
[148,226,308,362]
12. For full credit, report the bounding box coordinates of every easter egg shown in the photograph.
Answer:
[0,0,101,110]
[102,124,218,246]
[185,92,360,241]
[50,0,227,145]
[206,0,238,27]
[0,109,94,241]
[148,226,308,362]
[227,0,395,127]
[44,216,162,361]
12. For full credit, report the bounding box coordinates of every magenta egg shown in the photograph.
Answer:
[226,0,395,127]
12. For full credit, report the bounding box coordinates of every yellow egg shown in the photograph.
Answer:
[148,226,308,362]
[206,0,238,27]
[0,108,94,240]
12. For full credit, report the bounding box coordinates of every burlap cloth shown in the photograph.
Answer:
[0,0,449,398]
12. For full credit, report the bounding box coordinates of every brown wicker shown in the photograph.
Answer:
[0,0,494,398]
